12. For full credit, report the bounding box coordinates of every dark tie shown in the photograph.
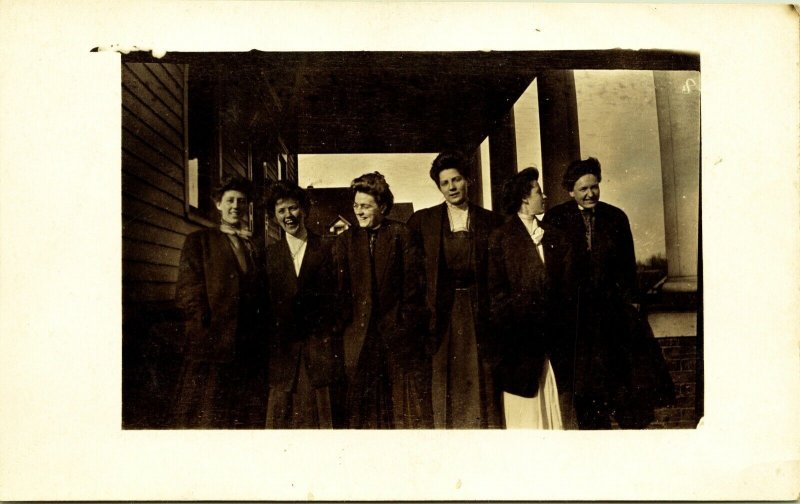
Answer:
[227,234,250,273]
[368,229,378,256]
[581,209,593,252]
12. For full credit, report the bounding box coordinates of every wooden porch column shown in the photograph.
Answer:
[488,107,518,210]
[653,70,700,299]
[537,71,581,206]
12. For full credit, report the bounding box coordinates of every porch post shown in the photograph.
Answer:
[537,71,581,206]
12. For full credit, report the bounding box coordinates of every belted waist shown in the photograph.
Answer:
[452,278,476,289]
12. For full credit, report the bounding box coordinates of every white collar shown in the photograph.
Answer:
[445,201,469,213]
[446,202,469,231]
[285,229,308,248]
[518,212,545,223]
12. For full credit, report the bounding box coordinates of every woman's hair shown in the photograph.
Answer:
[562,157,602,192]
[350,171,394,214]
[500,166,540,215]
[429,151,473,185]
[212,175,253,203]
[265,180,310,215]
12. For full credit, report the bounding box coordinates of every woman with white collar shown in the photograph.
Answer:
[264,181,344,429]
[488,167,573,429]
[407,152,505,429]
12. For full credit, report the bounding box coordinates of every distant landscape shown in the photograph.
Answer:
[637,253,668,302]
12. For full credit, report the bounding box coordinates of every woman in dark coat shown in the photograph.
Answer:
[264,181,344,428]
[173,176,268,428]
[335,172,432,429]
[407,152,504,429]
[488,167,571,429]
[544,157,673,429]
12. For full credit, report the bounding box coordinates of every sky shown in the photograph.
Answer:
[299,70,685,262]
[574,69,667,261]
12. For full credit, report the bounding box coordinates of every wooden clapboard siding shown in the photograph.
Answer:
[123,260,181,283]
[286,153,298,182]
[123,220,186,249]
[122,62,193,316]
[139,63,183,106]
[222,155,246,178]
[122,151,184,200]
[122,172,184,216]
[123,237,183,266]
[126,63,183,112]
[122,113,183,162]
[123,281,177,304]
[265,160,278,181]
[162,64,184,91]
[122,101,183,149]
[122,195,198,239]
[122,129,184,183]
[122,64,183,133]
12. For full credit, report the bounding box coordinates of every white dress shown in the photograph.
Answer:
[503,357,563,429]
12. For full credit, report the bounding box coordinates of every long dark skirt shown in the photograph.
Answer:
[172,355,266,429]
[347,329,433,429]
[347,330,393,429]
[432,288,503,429]
[266,354,334,429]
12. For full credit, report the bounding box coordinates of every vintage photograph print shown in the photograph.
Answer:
[121,50,701,431]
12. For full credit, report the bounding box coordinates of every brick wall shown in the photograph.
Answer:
[649,336,699,429]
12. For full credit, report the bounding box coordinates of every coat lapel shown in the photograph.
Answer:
[297,233,321,289]
[539,220,558,266]
[275,238,298,297]
[349,227,372,301]
[511,216,544,269]
[429,204,444,266]
[373,224,394,289]
[209,230,241,275]
[470,204,489,278]
[343,227,372,378]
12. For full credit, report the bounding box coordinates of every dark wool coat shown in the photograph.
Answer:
[335,219,429,375]
[545,200,674,427]
[173,228,269,427]
[334,219,432,428]
[175,229,268,363]
[487,216,572,398]
[265,231,342,392]
[406,203,504,357]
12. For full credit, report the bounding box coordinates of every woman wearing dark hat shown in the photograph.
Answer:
[335,172,432,428]
[173,176,269,428]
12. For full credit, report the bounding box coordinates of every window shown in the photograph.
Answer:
[184,64,219,226]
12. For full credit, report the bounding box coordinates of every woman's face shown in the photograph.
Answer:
[274,197,306,237]
[216,190,248,226]
[522,181,546,215]
[569,174,600,209]
[437,168,470,206]
[353,191,385,229]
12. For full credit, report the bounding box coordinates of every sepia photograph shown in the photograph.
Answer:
[1,2,798,501]
[120,50,701,431]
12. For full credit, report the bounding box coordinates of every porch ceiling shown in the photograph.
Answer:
[125,50,699,154]
[282,52,539,154]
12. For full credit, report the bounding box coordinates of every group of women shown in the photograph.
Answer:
[173,152,665,430]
